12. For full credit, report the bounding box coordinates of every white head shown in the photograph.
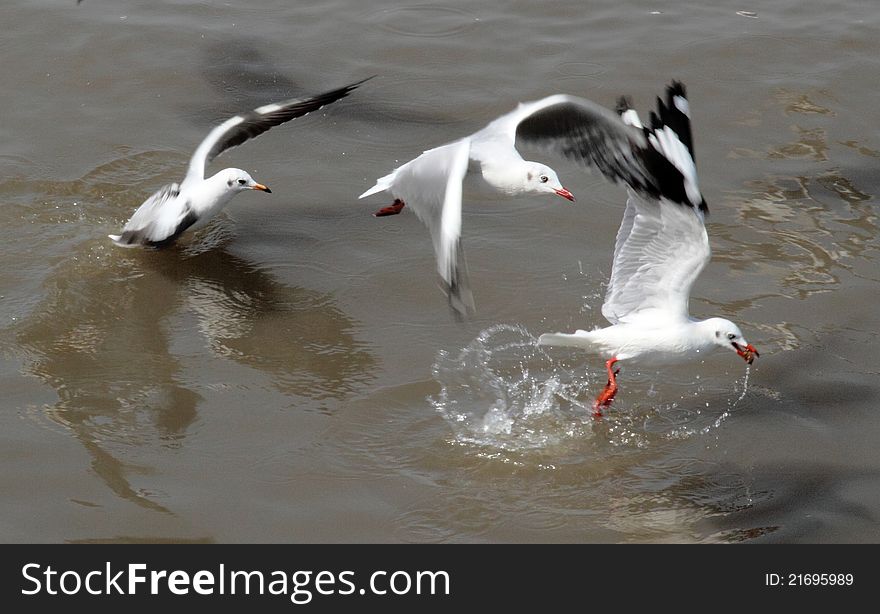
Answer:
[705,317,759,364]
[523,162,575,201]
[218,168,272,194]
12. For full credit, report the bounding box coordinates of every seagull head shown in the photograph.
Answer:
[222,168,272,194]
[710,319,759,364]
[524,163,574,202]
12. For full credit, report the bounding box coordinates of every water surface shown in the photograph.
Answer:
[1,0,879,543]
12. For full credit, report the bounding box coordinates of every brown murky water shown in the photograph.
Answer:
[2,1,879,543]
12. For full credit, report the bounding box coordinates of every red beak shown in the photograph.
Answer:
[555,187,575,202]
[733,342,760,364]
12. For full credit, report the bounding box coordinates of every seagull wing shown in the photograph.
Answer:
[109,183,196,247]
[493,94,658,195]
[373,139,474,314]
[184,77,370,182]
[601,190,710,325]
[488,84,704,210]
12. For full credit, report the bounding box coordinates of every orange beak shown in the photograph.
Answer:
[251,183,272,193]
[555,187,575,202]
[733,342,759,364]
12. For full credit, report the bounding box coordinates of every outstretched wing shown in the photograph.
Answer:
[185,77,371,182]
[491,82,705,211]
[109,183,195,247]
[601,190,710,325]
[501,94,659,195]
[370,139,474,315]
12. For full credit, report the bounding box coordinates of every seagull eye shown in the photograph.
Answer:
[539,176,549,183]
[238,179,247,185]
[727,333,736,340]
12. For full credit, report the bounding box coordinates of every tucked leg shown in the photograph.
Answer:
[592,357,620,416]
[373,199,406,217]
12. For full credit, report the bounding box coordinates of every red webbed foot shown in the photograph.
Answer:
[592,357,620,417]
[373,199,406,217]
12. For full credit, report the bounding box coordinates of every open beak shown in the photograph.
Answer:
[732,341,760,364]
[251,183,272,193]
[554,187,575,202]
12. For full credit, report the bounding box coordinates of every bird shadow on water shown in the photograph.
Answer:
[9,159,376,515]
[195,40,469,128]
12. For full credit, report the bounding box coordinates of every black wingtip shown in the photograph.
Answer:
[442,240,475,320]
[615,95,633,116]
[445,280,476,320]
[316,75,376,106]
[310,75,376,108]
[632,81,704,210]
[666,80,687,100]
[344,75,377,92]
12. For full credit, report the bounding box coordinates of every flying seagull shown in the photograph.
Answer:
[538,81,759,415]
[359,81,716,315]
[109,77,370,248]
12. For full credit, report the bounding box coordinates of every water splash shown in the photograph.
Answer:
[433,325,754,453]
[431,324,593,452]
[666,364,751,439]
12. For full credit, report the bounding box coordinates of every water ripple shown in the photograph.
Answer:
[365,5,480,38]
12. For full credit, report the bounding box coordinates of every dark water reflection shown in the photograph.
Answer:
[3,1,880,543]
[11,160,375,515]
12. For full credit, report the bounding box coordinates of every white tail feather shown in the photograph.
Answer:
[537,331,593,348]
[359,172,395,199]
[108,234,138,248]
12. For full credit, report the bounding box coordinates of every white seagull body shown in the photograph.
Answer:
[538,81,758,414]
[110,78,370,247]
[360,87,701,315]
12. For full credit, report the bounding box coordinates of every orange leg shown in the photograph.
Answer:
[592,357,620,417]
[373,199,406,217]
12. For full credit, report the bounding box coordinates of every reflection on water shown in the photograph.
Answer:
[769,127,829,161]
[718,168,877,299]
[714,88,879,309]
[9,156,376,514]
[700,462,878,543]
[775,89,835,116]
[603,460,778,543]
[344,373,764,542]
[4,0,880,544]
[164,245,377,404]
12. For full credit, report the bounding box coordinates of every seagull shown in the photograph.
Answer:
[538,81,758,415]
[359,82,717,316]
[109,77,370,248]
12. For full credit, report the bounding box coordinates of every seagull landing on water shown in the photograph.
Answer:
[359,81,730,317]
[538,81,759,416]
[109,77,371,248]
